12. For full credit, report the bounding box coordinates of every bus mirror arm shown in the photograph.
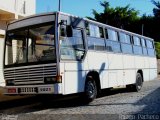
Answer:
[59,20,67,25]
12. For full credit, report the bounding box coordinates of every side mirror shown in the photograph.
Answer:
[60,25,66,37]
[66,26,73,37]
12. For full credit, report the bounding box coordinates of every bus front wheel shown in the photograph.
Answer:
[84,78,97,102]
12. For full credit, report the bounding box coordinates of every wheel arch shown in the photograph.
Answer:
[85,71,101,92]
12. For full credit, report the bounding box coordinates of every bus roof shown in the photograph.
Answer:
[59,12,154,41]
[9,12,56,25]
[8,11,153,41]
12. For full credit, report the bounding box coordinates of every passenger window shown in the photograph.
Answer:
[106,40,121,52]
[133,36,141,46]
[99,27,104,38]
[85,22,90,35]
[146,40,153,48]
[141,38,146,47]
[105,29,109,39]
[108,29,118,41]
[88,37,106,51]
[60,29,85,60]
[119,32,131,44]
[126,35,131,44]
[89,24,100,38]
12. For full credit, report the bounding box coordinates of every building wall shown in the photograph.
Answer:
[0,0,36,16]
[23,0,36,16]
[0,0,36,86]
[0,21,7,30]
[0,0,15,14]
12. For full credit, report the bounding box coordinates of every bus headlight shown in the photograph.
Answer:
[6,80,15,86]
[44,76,62,84]
[44,77,57,84]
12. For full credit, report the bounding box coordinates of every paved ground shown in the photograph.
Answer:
[0,79,160,120]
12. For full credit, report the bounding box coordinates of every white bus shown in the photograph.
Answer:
[3,12,157,102]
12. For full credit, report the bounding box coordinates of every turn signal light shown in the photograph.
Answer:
[56,75,62,83]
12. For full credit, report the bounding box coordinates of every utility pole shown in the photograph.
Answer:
[58,0,61,11]
[142,24,144,35]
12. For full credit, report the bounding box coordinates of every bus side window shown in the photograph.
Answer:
[119,32,132,54]
[146,39,154,48]
[133,36,141,46]
[105,29,108,39]
[87,24,106,51]
[89,24,100,37]
[106,29,121,53]
[141,38,148,56]
[99,27,104,38]
[133,36,143,55]
[126,34,131,44]
[85,22,90,36]
[108,29,118,41]
[141,38,146,47]
[119,32,131,44]
[146,39,155,56]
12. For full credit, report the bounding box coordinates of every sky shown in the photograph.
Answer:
[36,0,156,17]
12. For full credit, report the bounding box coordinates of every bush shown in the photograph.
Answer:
[155,42,160,59]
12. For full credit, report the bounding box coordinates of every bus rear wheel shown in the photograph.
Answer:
[84,78,97,103]
[133,73,143,92]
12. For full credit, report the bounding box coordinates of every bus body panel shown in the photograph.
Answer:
[149,57,157,80]
[62,62,87,94]
[123,55,136,85]
[143,56,150,81]
[135,56,145,69]
[87,51,109,89]
[60,53,89,95]
[107,53,124,86]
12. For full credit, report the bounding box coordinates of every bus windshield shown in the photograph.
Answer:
[5,22,56,67]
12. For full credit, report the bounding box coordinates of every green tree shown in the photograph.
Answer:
[152,0,160,18]
[155,42,160,59]
[88,1,139,29]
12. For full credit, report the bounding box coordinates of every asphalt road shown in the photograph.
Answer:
[0,79,160,120]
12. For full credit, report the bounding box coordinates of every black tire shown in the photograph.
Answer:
[84,78,97,103]
[133,73,143,92]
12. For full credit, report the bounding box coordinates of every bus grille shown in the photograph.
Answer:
[4,63,57,85]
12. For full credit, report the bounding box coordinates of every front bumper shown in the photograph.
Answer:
[4,84,62,95]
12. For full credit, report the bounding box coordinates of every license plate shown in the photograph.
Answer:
[19,87,37,93]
